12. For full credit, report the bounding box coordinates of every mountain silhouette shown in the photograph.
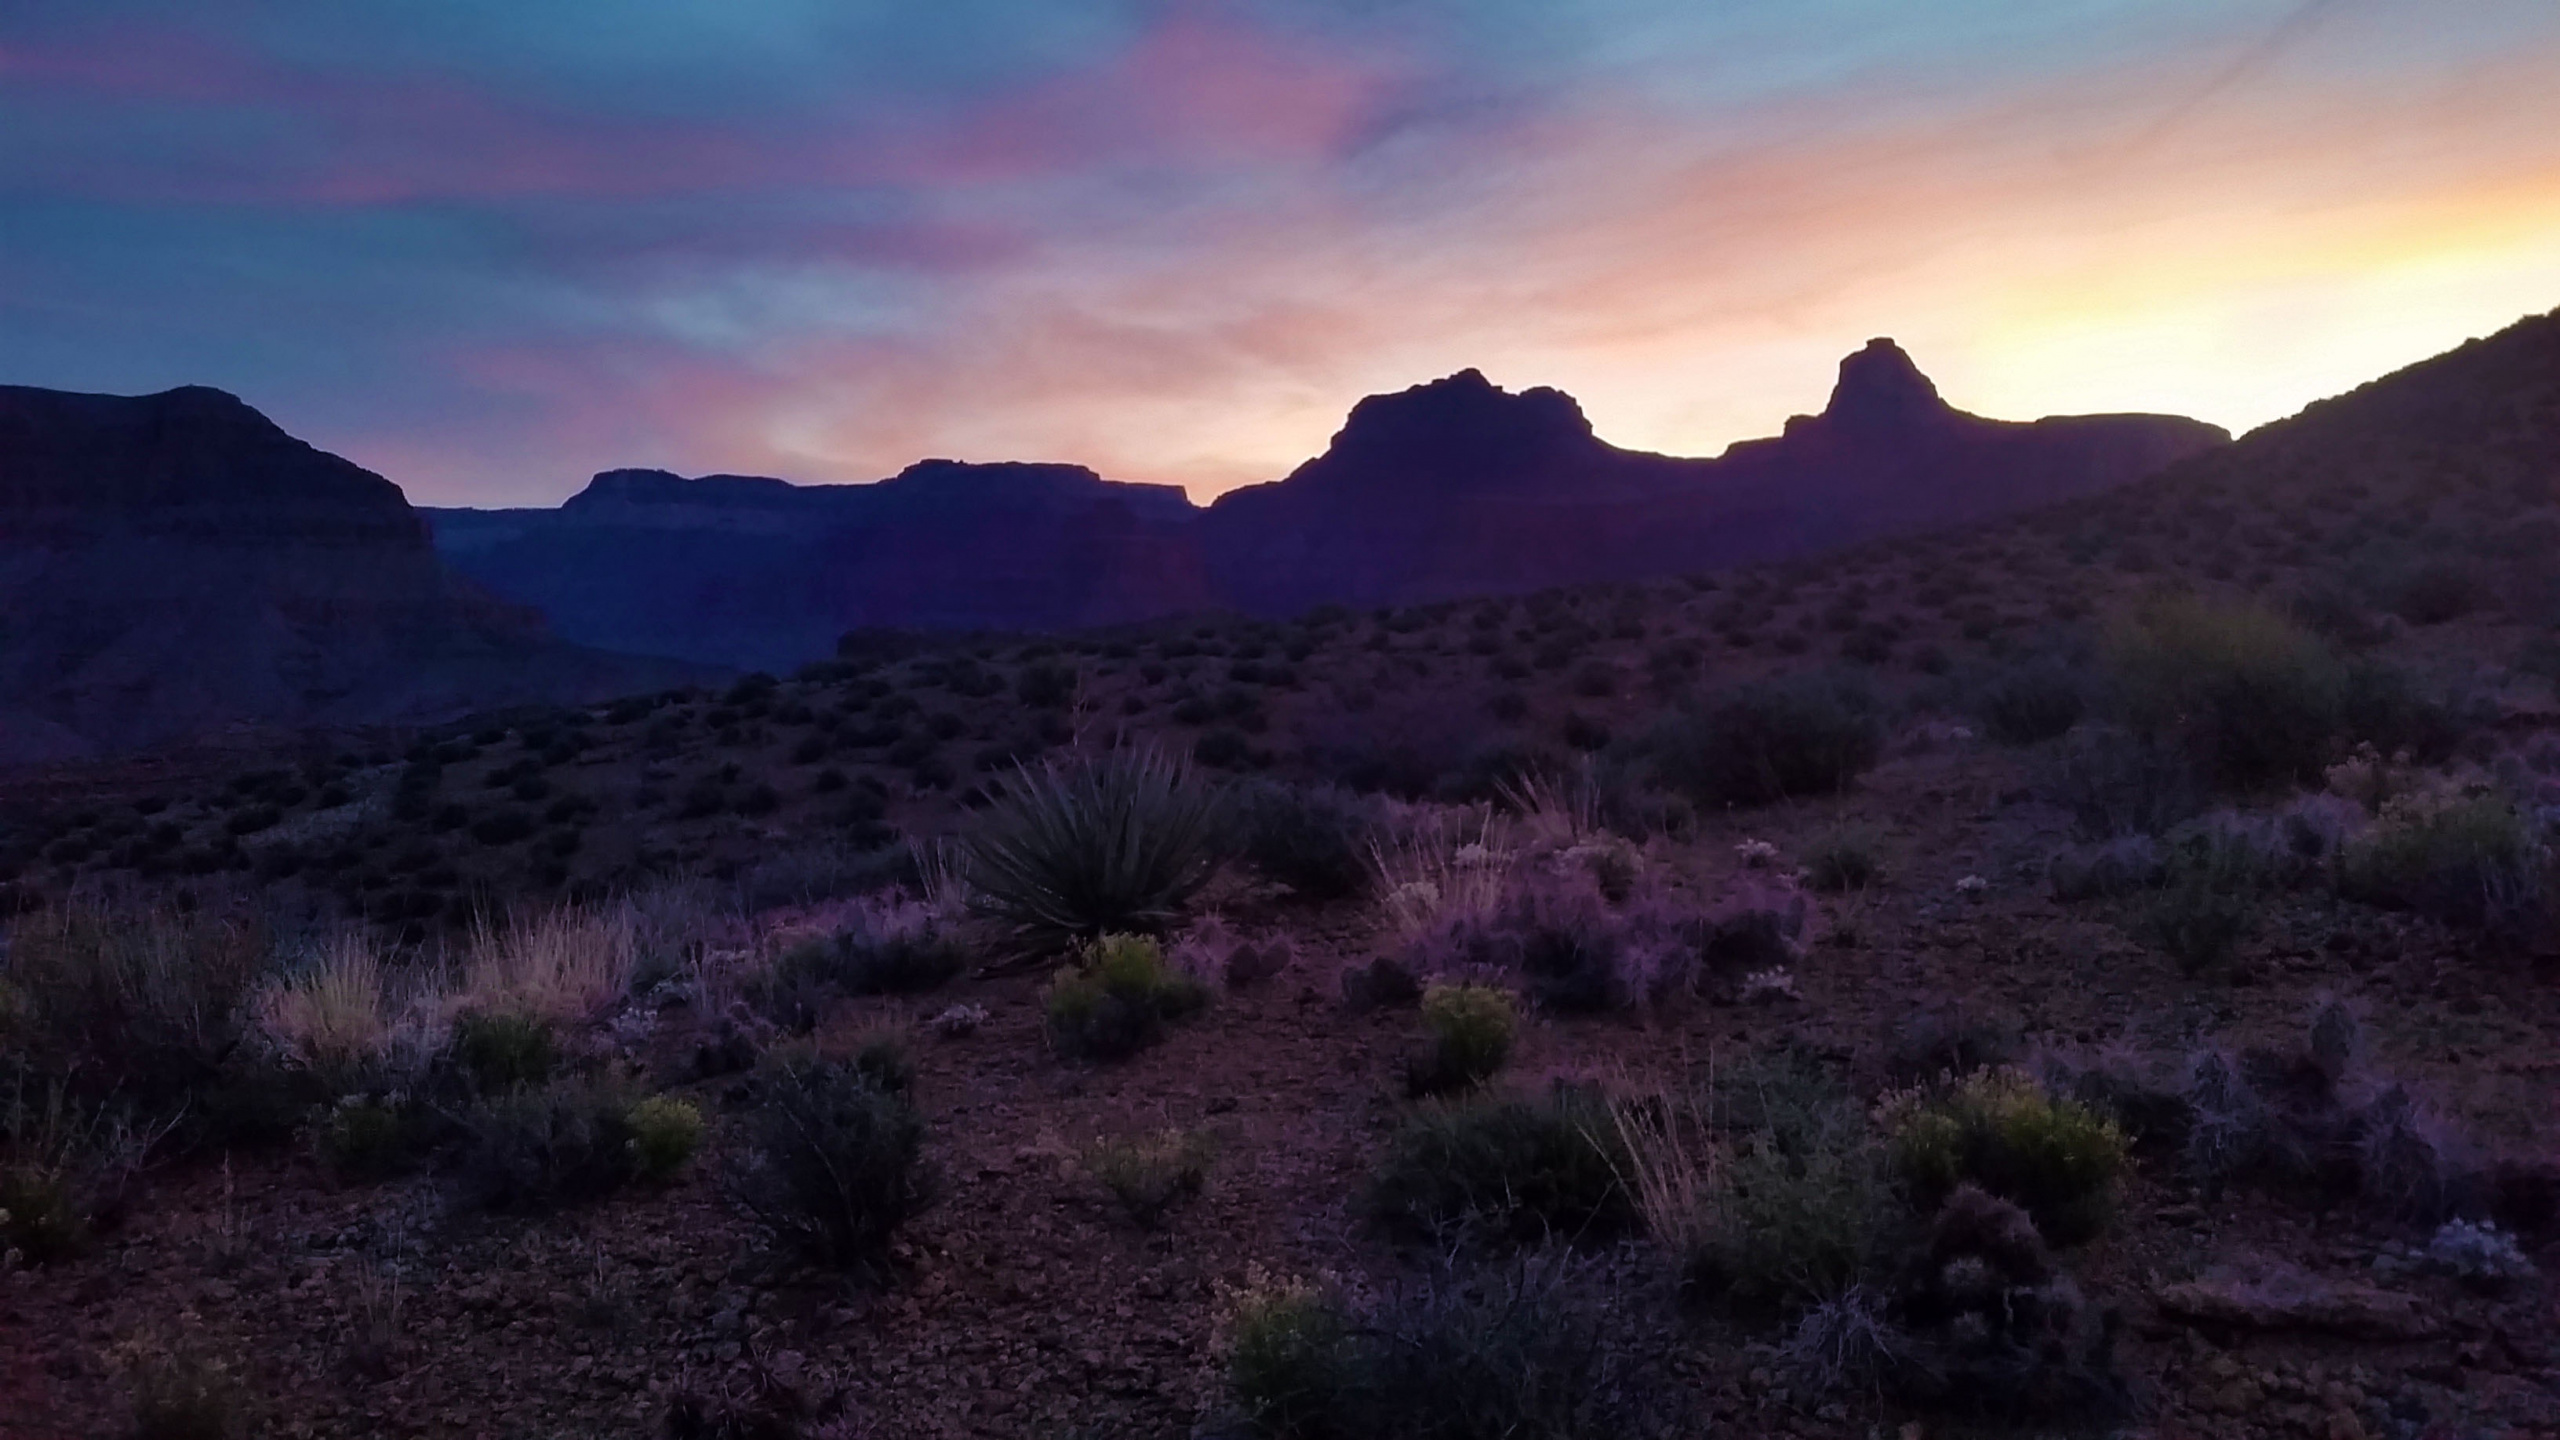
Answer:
[0,385,704,763]
[423,341,2221,668]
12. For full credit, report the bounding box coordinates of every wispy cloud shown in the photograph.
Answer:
[1,0,2555,505]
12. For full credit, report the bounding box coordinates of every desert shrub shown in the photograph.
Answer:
[773,898,971,997]
[2042,727,2207,839]
[731,1051,930,1270]
[1082,1127,1213,1227]
[2106,595,2344,791]
[1708,1127,1894,1310]
[1617,1065,1891,1313]
[2340,660,2468,764]
[1368,1085,1632,1247]
[2381,554,2482,625]
[1883,1009,2025,1091]
[963,747,1228,951]
[450,1011,558,1092]
[2338,792,2547,934]
[1882,1070,2126,1244]
[1974,660,2087,745]
[1654,671,1884,806]
[1784,1285,1912,1393]
[1195,728,1258,769]
[1016,661,1076,708]
[1225,1256,1630,1440]
[2131,832,2265,974]
[469,809,536,846]
[627,1095,705,1181]
[1227,1280,1355,1438]
[315,1097,428,1182]
[1235,782,1376,901]
[451,1075,644,1212]
[1803,826,1880,893]
[845,1025,917,1097]
[0,1081,147,1264]
[1397,859,1790,1013]
[0,901,268,1107]
[1408,983,1518,1096]
[1041,933,1207,1060]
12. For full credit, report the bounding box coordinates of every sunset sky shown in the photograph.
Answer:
[5,0,2558,506]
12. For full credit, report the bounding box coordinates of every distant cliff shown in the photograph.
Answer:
[0,385,706,763]
[1197,341,2227,614]
[429,460,1211,671]
[426,341,2224,669]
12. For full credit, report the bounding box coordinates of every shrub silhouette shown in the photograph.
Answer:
[2106,596,2343,792]
[1655,672,1883,806]
[731,1052,929,1270]
[1368,1085,1633,1247]
[964,747,1228,951]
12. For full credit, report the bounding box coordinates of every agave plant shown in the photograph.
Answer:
[962,747,1229,951]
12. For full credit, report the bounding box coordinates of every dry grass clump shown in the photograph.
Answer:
[253,933,406,1083]
[459,904,637,1027]
[0,899,268,1090]
[1367,804,1517,940]
[1082,1126,1215,1227]
[1605,1078,1723,1272]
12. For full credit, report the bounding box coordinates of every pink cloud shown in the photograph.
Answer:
[914,3,1408,181]
[8,5,1413,208]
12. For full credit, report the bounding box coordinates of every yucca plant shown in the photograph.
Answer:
[963,747,1229,952]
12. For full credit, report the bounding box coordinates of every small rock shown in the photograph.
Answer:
[2155,1264,2438,1341]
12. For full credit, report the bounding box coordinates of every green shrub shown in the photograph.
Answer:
[626,1095,705,1181]
[1691,1122,1890,1313]
[0,1083,108,1264]
[732,1052,930,1270]
[1225,1257,1628,1440]
[773,902,971,997]
[2106,595,2343,791]
[847,1026,917,1096]
[1227,1282,1355,1438]
[1803,827,1881,893]
[2340,660,2467,764]
[0,902,268,1110]
[1368,1086,1632,1247]
[451,1010,557,1092]
[2131,833,2264,975]
[1974,660,2087,745]
[2338,793,2547,934]
[1235,783,1376,901]
[1042,934,1207,1060]
[1616,1066,1888,1313]
[1883,1069,2127,1244]
[315,1098,426,1182]
[452,1076,644,1213]
[1408,983,1517,1096]
[1082,1127,1213,1228]
[963,747,1229,951]
[1656,672,1884,806]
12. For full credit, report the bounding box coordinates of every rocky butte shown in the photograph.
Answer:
[0,384,700,763]
[426,340,2224,670]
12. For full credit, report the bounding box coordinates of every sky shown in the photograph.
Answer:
[4,1,2558,507]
